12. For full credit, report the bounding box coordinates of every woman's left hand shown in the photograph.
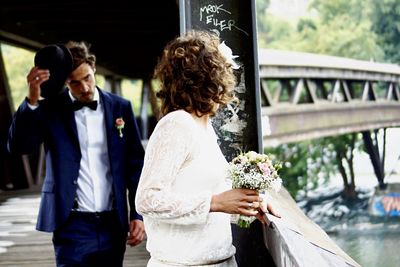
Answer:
[255,201,281,225]
[127,219,146,246]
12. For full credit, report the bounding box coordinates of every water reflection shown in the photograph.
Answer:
[331,225,400,267]
[299,186,400,267]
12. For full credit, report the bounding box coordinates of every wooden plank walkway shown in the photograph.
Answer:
[0,190,150,266]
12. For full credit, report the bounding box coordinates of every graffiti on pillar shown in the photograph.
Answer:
[212,69,248,153]
[208,38,246,153]
[370,192,400,216]
[199,4,249,36]
[185,0,261,161]
[183,2,268,265]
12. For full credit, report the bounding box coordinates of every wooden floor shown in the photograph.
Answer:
[0,190,150,267]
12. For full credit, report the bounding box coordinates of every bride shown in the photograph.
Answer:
[135,30,279,267]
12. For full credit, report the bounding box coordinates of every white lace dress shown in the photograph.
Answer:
[135,110,237,267]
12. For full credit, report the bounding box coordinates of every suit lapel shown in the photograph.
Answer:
[100,89,118,166]
[60,90,80,150]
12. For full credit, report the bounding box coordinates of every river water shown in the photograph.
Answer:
[297,128,400,267]
[298,185,400,267]
[331,220,400,267]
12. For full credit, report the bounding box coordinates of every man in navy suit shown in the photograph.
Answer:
[8,41,145,266]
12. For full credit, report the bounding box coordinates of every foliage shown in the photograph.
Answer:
[265,140,336,198]
[256,0,390,198]
[307,0,384,60]
[257,0,384,61]
[310,0,371,24]
[255,0,270,33]
[321,134,364,199]
[258,16,294,49]
[121,79,143,115]
[256,0,292,48]
[371,0,400,64]
[1,43,34,111]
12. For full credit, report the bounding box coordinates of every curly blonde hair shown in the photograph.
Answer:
[154,31,236,117]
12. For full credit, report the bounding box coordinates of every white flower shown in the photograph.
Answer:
[229,151,282,228]
[246,151,258,162]
[218,41,240,69]
[229,151,282,192]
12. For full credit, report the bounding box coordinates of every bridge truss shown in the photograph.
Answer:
[259,49,400,187]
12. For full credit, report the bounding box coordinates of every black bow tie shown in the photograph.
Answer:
[72,100,98,111]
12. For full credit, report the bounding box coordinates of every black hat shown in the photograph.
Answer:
[34,44,73,98]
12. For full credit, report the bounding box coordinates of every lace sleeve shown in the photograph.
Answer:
[135,114,212,225]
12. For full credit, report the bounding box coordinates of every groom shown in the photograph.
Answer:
[8,41,145,266]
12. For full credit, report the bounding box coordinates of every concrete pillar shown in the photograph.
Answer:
[179,1,272,266]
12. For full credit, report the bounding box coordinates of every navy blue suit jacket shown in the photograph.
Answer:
[8,88,144,233]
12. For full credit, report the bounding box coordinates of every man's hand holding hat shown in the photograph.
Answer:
[26,67,50,105]
[27,44,73,104]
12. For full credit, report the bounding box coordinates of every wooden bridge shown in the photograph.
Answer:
[0,188,360,267]
[0,1,396,266]
[0,190,150,267]
[259,49,400,146]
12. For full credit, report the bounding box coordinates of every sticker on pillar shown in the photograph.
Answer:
[213,44,247,152]
[218,41,240,70]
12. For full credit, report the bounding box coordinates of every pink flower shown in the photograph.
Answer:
[257,162,271,176]
[115,117,125,138]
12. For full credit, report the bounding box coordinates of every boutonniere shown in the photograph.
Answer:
[115,117,125,138]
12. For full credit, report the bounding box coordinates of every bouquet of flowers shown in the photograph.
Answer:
[229,151,282,228]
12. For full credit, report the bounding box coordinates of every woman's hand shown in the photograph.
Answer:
[127,219,146,247]
[255,201,281,225]
[210,188,263,216]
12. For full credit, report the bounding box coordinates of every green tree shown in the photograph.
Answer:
[265,140,336,198]
[258,0,385,199]
[257,0,384,60]
[260,16,294,49]
[306,0,384,60]
[311,0,370,24]
[297,0,383,198]
[256,0,272,48]
[371,0,400,63]
[321,134,364,199]
[1,43,34,111]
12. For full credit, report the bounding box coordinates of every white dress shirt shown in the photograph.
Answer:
[27,90,113,212]
[69,89,113,212]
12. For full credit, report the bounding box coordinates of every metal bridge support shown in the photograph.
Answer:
[179,1,274,266]
[362,130,386,189]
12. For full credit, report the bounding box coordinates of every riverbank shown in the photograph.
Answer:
[295,128,400,267]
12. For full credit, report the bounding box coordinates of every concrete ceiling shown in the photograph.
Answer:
[0,0,180,79]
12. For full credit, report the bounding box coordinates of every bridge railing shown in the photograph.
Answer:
[258,49,400,146]
[260,79,400,106]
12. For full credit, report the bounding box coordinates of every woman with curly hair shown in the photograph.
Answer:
[135,31,272,267]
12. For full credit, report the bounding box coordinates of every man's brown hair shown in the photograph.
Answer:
[65,41,96,70]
